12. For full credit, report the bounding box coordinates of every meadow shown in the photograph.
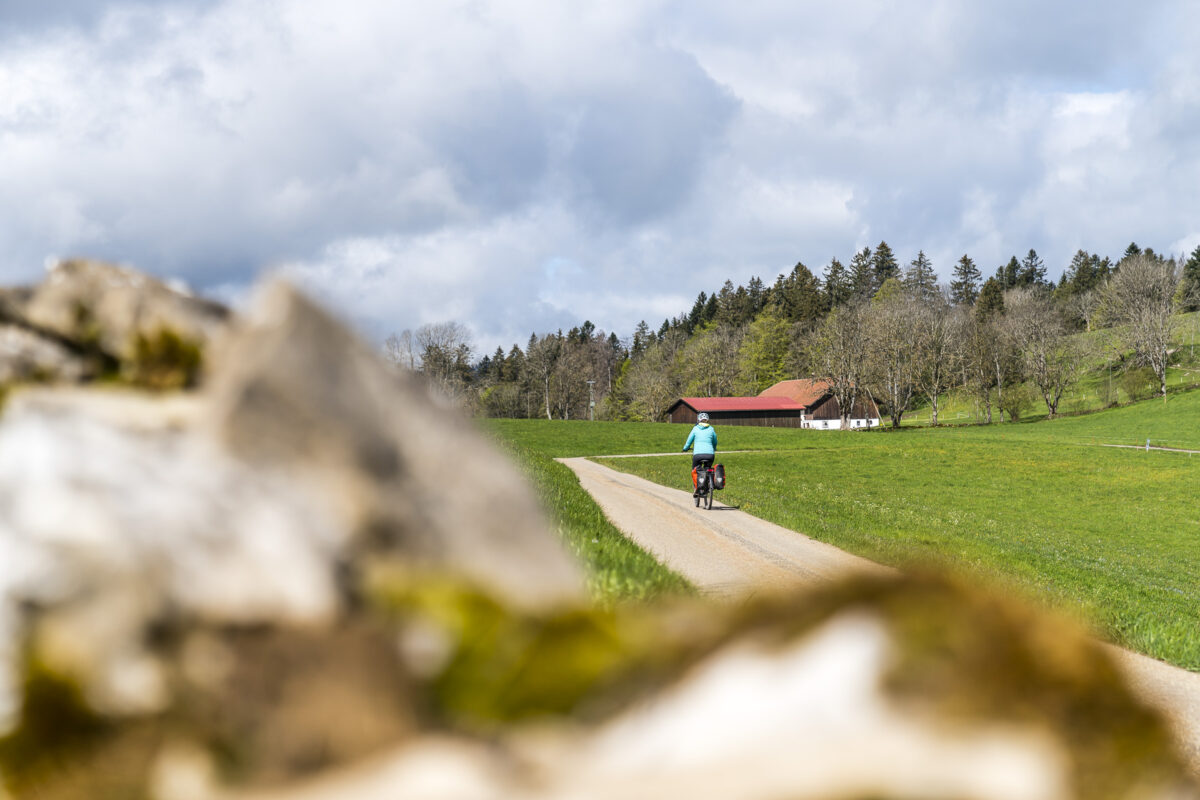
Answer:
[487,390,1200,669]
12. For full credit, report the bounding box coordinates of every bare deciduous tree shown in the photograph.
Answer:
[383,330,418,370]
[1004,289,1081,418]
[911,297,962,426]
[805,303,871,429]
[961,311,1018,424]
[525,334,561,420]
[864,293,918,428]
[1104,254,1181,399]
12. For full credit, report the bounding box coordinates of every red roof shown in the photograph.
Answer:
[675,396,805,412]
[758,379,830,407]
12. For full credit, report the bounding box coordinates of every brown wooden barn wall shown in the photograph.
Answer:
[668,404,806,428]
[808,395,878,420]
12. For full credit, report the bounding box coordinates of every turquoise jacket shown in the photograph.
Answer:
[683,422,717,456]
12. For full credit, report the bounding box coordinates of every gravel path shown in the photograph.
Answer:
[559,456,889,598]
[560,455,1200,774]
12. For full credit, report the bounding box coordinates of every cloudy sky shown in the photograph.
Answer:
[2,1,1199,354]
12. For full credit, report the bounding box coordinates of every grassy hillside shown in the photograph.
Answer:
[598,391,1200,669]
[902,310,1200,425]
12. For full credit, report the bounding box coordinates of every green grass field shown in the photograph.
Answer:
[487,390,1200,670]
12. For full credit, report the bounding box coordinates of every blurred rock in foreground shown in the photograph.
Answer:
[0,264,1194,800]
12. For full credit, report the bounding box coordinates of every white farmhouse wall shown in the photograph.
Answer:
[800,416,881,431]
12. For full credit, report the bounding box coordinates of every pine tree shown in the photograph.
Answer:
[1019,248,1046,286]
[903,250,938,301]
[976,277,1005,319]
[1122,242,1142,262]
[949,254,981,306]
[746,276,767,315]
[503,344,524,382]
[823,257,852,308]
[849,247,873,298]
[1182,245,1200,311]
[1063,249,1106,294]
[687,292,708,333]
[772,262,824,325]
[488,346,506,381]
[996,256,1020,290]
[631,321,650,357]
[872,241,900,291]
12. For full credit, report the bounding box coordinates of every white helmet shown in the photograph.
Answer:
[697,412,710,422]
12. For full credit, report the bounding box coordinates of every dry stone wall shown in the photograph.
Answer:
[0,262,1193,800]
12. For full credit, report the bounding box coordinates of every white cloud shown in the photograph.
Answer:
[2,0,1199,350]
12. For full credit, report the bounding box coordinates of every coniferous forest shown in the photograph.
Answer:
[388,242,1200,425]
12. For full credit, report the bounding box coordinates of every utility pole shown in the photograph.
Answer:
[587,380,596,421]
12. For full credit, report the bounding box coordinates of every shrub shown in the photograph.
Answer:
[1118,367,1154,403]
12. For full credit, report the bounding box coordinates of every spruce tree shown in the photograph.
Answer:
[1019,248,1046,287]
[746,276,766,315]
[976,277,1005,319]
[849,246,873,298]
[773,262,824,324]
[949,254,981,306]
[1182,245,1200,311]
[903,250,938,301]
[997,256,1020,290]
[872,241,900,291]
[687,292,708,333]
[489,346,506,381]
[823,257,852,308]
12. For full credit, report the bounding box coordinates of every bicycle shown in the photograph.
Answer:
[693,460,716,510]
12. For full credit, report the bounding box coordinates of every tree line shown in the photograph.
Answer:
[388,241,1200,425]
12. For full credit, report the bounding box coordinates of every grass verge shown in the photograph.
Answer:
[482,420,697,605]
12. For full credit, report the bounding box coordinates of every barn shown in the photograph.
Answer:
[666,396,808,427]
[759,379,880,430]
[667,379,881,430]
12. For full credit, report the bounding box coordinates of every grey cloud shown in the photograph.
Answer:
[3,0,1200,349]
[563,47,737,225]
[0,0,194,39]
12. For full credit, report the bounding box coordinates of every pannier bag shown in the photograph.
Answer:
[714,463,725,490]
[691,467,698,489]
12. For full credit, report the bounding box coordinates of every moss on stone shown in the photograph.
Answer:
[0,657,112,793]
[126,328,204,390]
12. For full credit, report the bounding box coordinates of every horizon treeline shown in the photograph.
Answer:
[388,240,1200,424]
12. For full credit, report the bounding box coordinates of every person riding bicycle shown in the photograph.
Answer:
[682,412,717,497]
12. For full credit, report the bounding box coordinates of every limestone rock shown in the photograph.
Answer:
[0,274,584,795]
[0,324,89,383]
[201,279,584,611]
[22,259,229,363]
[0,289,31,324]
[0,388,347,731]
[198,576,1200,800]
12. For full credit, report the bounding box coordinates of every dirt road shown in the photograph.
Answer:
[560,456,1200,773]
[559,456,889,598]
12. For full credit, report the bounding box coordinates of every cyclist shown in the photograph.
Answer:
[682,412,717,497]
